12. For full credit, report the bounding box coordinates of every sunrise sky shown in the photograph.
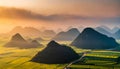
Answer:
[0,0,120,33]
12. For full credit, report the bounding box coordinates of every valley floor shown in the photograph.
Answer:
[0,41,120,69]
[0,47,65,69]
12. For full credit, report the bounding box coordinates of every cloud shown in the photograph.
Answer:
[0,7,93,21]
[98,17,120,24]
[0,6,119,22]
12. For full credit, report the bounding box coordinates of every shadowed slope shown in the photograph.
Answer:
[31,40,79,64]
[71,28,119,49]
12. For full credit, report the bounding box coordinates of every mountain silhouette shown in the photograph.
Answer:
[52,28,80,41]
[98,25,112,33]
[42,30,56,38]
[4,26,57,38]
[34,37,44,41]
[31,40,79,64]
[112,27,119,33]
[114,29,120,39]
[11,33,26,42]
[97,26,119,33]
[8,26,41,37]
[31,40,43,47]
[95,27,112,37]
[4,33,42,49]
[71,28,119,49]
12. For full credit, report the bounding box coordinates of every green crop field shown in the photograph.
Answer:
[0,47,66,69]
[70,51,120,69]
[0,38,66,69]
[70,46,120,69]
[0,40,120,69]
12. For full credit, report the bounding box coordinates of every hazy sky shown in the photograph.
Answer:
[0,0,120,33]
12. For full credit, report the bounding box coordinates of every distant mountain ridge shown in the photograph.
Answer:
[95,26,120,40]
[1,26,120,40]
[114,29,120,39]
[42,30,56,38]
[97,26,120,33]
[11,33,26,42]
[3,26,56,39]
[95,27,113,37]
[8,26,41,37]
[4,33,42,49]
[52,28,80,41]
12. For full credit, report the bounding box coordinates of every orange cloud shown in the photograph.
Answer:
[0,7,95,21]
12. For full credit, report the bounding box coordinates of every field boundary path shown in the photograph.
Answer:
[64,52,90,69]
